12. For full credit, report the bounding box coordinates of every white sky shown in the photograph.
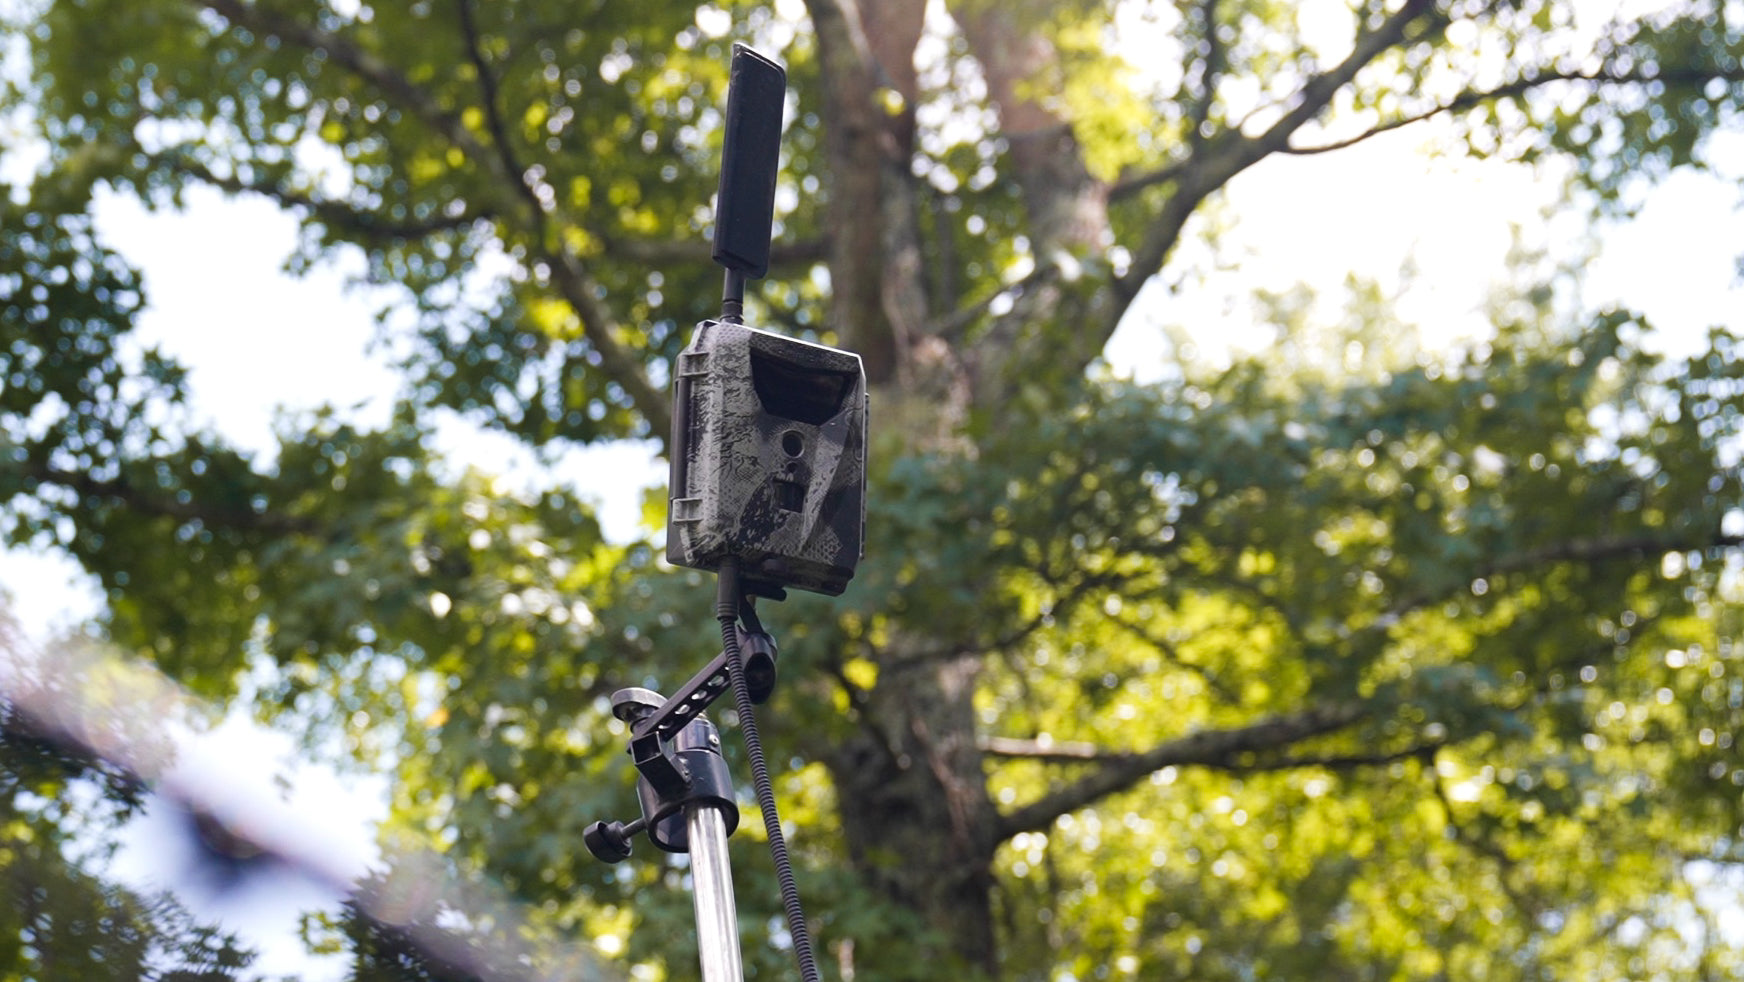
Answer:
[3,3,1743,977]
[1106,126,1744,374]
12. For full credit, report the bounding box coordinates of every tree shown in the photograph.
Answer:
[4,0,1744,978]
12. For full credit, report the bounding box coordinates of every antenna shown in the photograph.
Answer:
[712,43,786,321]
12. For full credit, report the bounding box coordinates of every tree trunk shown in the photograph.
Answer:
[801,2,1115,972]
[823,652,1003,976]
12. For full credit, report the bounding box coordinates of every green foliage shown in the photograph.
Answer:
[4,0,1744,979]
[967,312,1744,977]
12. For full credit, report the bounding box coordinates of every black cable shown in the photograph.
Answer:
[716,560,821,982]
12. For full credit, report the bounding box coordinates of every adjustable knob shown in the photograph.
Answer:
[611,687,664,723]
[583,817,644,863]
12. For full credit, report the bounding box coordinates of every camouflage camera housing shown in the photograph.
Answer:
[667,319,867,596]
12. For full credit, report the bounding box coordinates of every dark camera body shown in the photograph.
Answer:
[667,319,867,596]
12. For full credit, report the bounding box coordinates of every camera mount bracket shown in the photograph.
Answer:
[582,622,777,861]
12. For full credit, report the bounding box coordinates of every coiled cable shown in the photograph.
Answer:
[716,560,821,982]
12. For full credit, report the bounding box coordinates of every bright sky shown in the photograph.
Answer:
[3,2,1743,978]
[1107,125,1744,374]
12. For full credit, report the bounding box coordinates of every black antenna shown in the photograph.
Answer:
[713,43,786,322]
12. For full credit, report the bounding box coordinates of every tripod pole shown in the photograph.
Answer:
[687,802,744,982]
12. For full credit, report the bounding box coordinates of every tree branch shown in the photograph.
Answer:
[1363,527,1744,633]
[1107,160,1190,203]
[877,563,1138,673]
[1429,754,1546,919]
[542,252,672,442]
[1112,0,1440,313]
[1238,742,1441,773]
[194,0,494,172]
[927,262,1059,347]
[1185,0,1225,152]
[156,153,491,241]
[1103,614,1239,704]
[598,233,829,269]
[1246,0,1444,158]
[450,0,670,441]
[455,0,541,221]
[194,0,671,443]
[995,701,1365,838]
[1285,66,1744,156]
[1484,530,1744,576]
[980,736,1109,762]
[982,734,1441,774]
[20,460,315,536]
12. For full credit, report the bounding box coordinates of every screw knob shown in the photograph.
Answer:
[611,687,665,723]
[583,818,643,863]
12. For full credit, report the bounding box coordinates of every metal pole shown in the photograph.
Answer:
[687,802,743,982]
